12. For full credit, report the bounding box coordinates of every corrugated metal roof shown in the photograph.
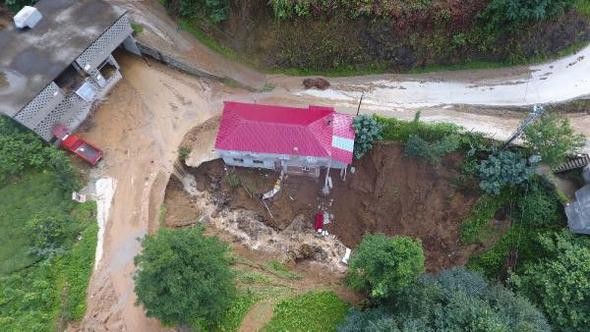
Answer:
[215,101,355,164]
[0,0,125,116]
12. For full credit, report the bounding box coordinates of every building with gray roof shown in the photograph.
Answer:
[0,0,137,140]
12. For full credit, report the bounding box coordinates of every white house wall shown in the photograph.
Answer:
[218,150,348,172]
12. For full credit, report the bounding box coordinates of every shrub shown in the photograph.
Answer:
[523,112,585,168]
[478,150,534,195]
[178,146,191,162]
[510,231,590,331]
[353,114,383,159]
[0,116,78,192]
[346,234,424,299]
[515,182,564,227]
[25,215,82,258]
[405,134,460,164]
[134,227,236,328]
[339,268,549,331]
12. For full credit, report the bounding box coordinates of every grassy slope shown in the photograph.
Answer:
[0,172,67,274]
[0,171,97,330]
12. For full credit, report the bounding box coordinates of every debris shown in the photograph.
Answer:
[341,248,352,265]
[72,192,87,203]
[303,77,330,90]
[262,171,285,200]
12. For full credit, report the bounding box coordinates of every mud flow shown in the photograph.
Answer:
[185,142,481,272]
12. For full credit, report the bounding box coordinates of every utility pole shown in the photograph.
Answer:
[356,91,365,116]
[502,105,546,149]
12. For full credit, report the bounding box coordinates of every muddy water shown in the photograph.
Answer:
[298,44,590,107]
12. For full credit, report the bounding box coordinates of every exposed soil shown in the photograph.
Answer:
[191,141,481,272]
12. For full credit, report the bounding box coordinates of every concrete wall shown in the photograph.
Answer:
[218,150,347,176]
[136,42,219,81]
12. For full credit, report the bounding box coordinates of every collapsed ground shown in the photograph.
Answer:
[166,141,485,272]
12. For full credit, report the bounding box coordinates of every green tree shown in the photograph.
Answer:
[346,234,424,299]
[523,113,585,168]
[478,150,534,195]
[134,227,236,328]
[339,268,549,332]
[510,231,590,331]
[353,114,383,159]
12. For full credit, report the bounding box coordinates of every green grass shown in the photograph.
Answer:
[577,0,590,18]
[263,291,349,332]
[0,172,70,274]
[0,201,97,331]
[216,291,259,332]
[460,193,510,244]
[265,260,302,280]
[409,59,509,74]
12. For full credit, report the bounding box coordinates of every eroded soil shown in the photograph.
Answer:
[191,142,481,272]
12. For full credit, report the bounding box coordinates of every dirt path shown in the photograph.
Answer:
[75,52,224,331]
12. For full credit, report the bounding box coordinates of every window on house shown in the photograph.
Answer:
[232,158,244,163]
[253,160,264,164]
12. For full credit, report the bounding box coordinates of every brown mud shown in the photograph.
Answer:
[190,141,482,272]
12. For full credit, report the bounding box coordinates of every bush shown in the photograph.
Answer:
[478,150,534,195]
[25,215,82,258]
[523,112,585,168]
[0,116,78,192]
[346,234,424,299]
[353,114,383,159]
[405,134,460,164]
[134,227,236,328]
[339,268,549,331]
[516,182,564,227]
[510,231,590,331]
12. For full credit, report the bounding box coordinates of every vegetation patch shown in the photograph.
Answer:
[0,116,96,330]
[0,202,97,331]
[162,0,590,75]
[264,291,349,332]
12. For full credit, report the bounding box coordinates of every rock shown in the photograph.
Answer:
[303,78,330,90]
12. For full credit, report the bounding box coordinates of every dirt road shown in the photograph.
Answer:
[77,52,226,331]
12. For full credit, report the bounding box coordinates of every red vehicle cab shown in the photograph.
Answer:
[52,124,103,166]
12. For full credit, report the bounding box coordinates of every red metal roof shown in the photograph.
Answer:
[215,101,355,164]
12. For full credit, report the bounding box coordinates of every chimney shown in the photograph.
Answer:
[13,6,43,30]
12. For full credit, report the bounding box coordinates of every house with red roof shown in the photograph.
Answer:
[215,101,355,177]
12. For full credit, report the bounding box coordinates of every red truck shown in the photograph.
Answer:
[52,124,103,166]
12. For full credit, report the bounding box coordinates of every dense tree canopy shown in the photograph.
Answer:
[523,112,585,168]
[510,231,590,332]
[353,115,383,160]
[0,116,77,192]
[478,150,534,195]
[339,268,550,332]
[134,227,236,328]
[346,234,424,299]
